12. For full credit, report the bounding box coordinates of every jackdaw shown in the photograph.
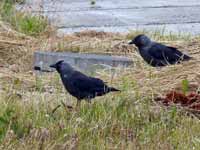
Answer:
[129,34,192,67]
[50,60,120,107]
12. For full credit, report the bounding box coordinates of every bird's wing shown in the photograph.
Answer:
[148,43,183,62]
[166,46,191,59]
[71,71,107,94]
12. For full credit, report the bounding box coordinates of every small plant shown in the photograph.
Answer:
[0,107,14,141]
[0,0,49,36]
[90,0,96,5]
[182,79,189,95]
[16,14,49,36]
[1,0,25,4]
[14,0,26,4]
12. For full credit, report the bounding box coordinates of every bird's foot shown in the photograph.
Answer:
[75,100,81,111]
[86,99,92,109]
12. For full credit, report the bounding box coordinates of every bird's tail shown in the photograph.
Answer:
[108,87,121,92]
[183,54,192,61]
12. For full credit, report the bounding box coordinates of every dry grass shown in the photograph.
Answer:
[1,65,200,149]
[0,1,200,149]
[0,15,200,88]
[0,25,200,91]
[0,21,35,69]
[1,21,200,148]
[0,20,57,71]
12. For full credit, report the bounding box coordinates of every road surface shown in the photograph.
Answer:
[19,0,200,35]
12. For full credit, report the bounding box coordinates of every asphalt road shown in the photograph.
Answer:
[19,0,200,35]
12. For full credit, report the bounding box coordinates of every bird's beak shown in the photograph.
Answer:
[34,66,41,71]
[128,40,135,45]
[49,64,56,68]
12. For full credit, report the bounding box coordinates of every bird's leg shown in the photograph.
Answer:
[76,100,81,109]
[87,98,91,104]
[86,98,92,108]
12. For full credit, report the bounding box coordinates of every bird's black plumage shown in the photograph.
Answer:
[50,60,120,105]
[129,34,192,67]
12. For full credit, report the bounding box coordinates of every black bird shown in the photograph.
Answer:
[50,60,120,107]
[129,34,192,67]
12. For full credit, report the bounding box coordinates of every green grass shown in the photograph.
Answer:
[0,73,200,150]
[0,0,49,36]
[0,2,199,148]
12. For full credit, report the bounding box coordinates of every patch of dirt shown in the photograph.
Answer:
[155,90,200,115]
[155,91,200,106]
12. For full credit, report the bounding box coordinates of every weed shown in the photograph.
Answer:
[182,79,189,95]
[90,0,96,5]
[0,0,49,36]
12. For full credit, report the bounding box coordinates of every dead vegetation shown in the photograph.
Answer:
[0,26,200,90]
[0,1,200,148]
[0,21,35,69]
[0,25,200,148]
[0,12,200,118]
[0,20,57,71]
